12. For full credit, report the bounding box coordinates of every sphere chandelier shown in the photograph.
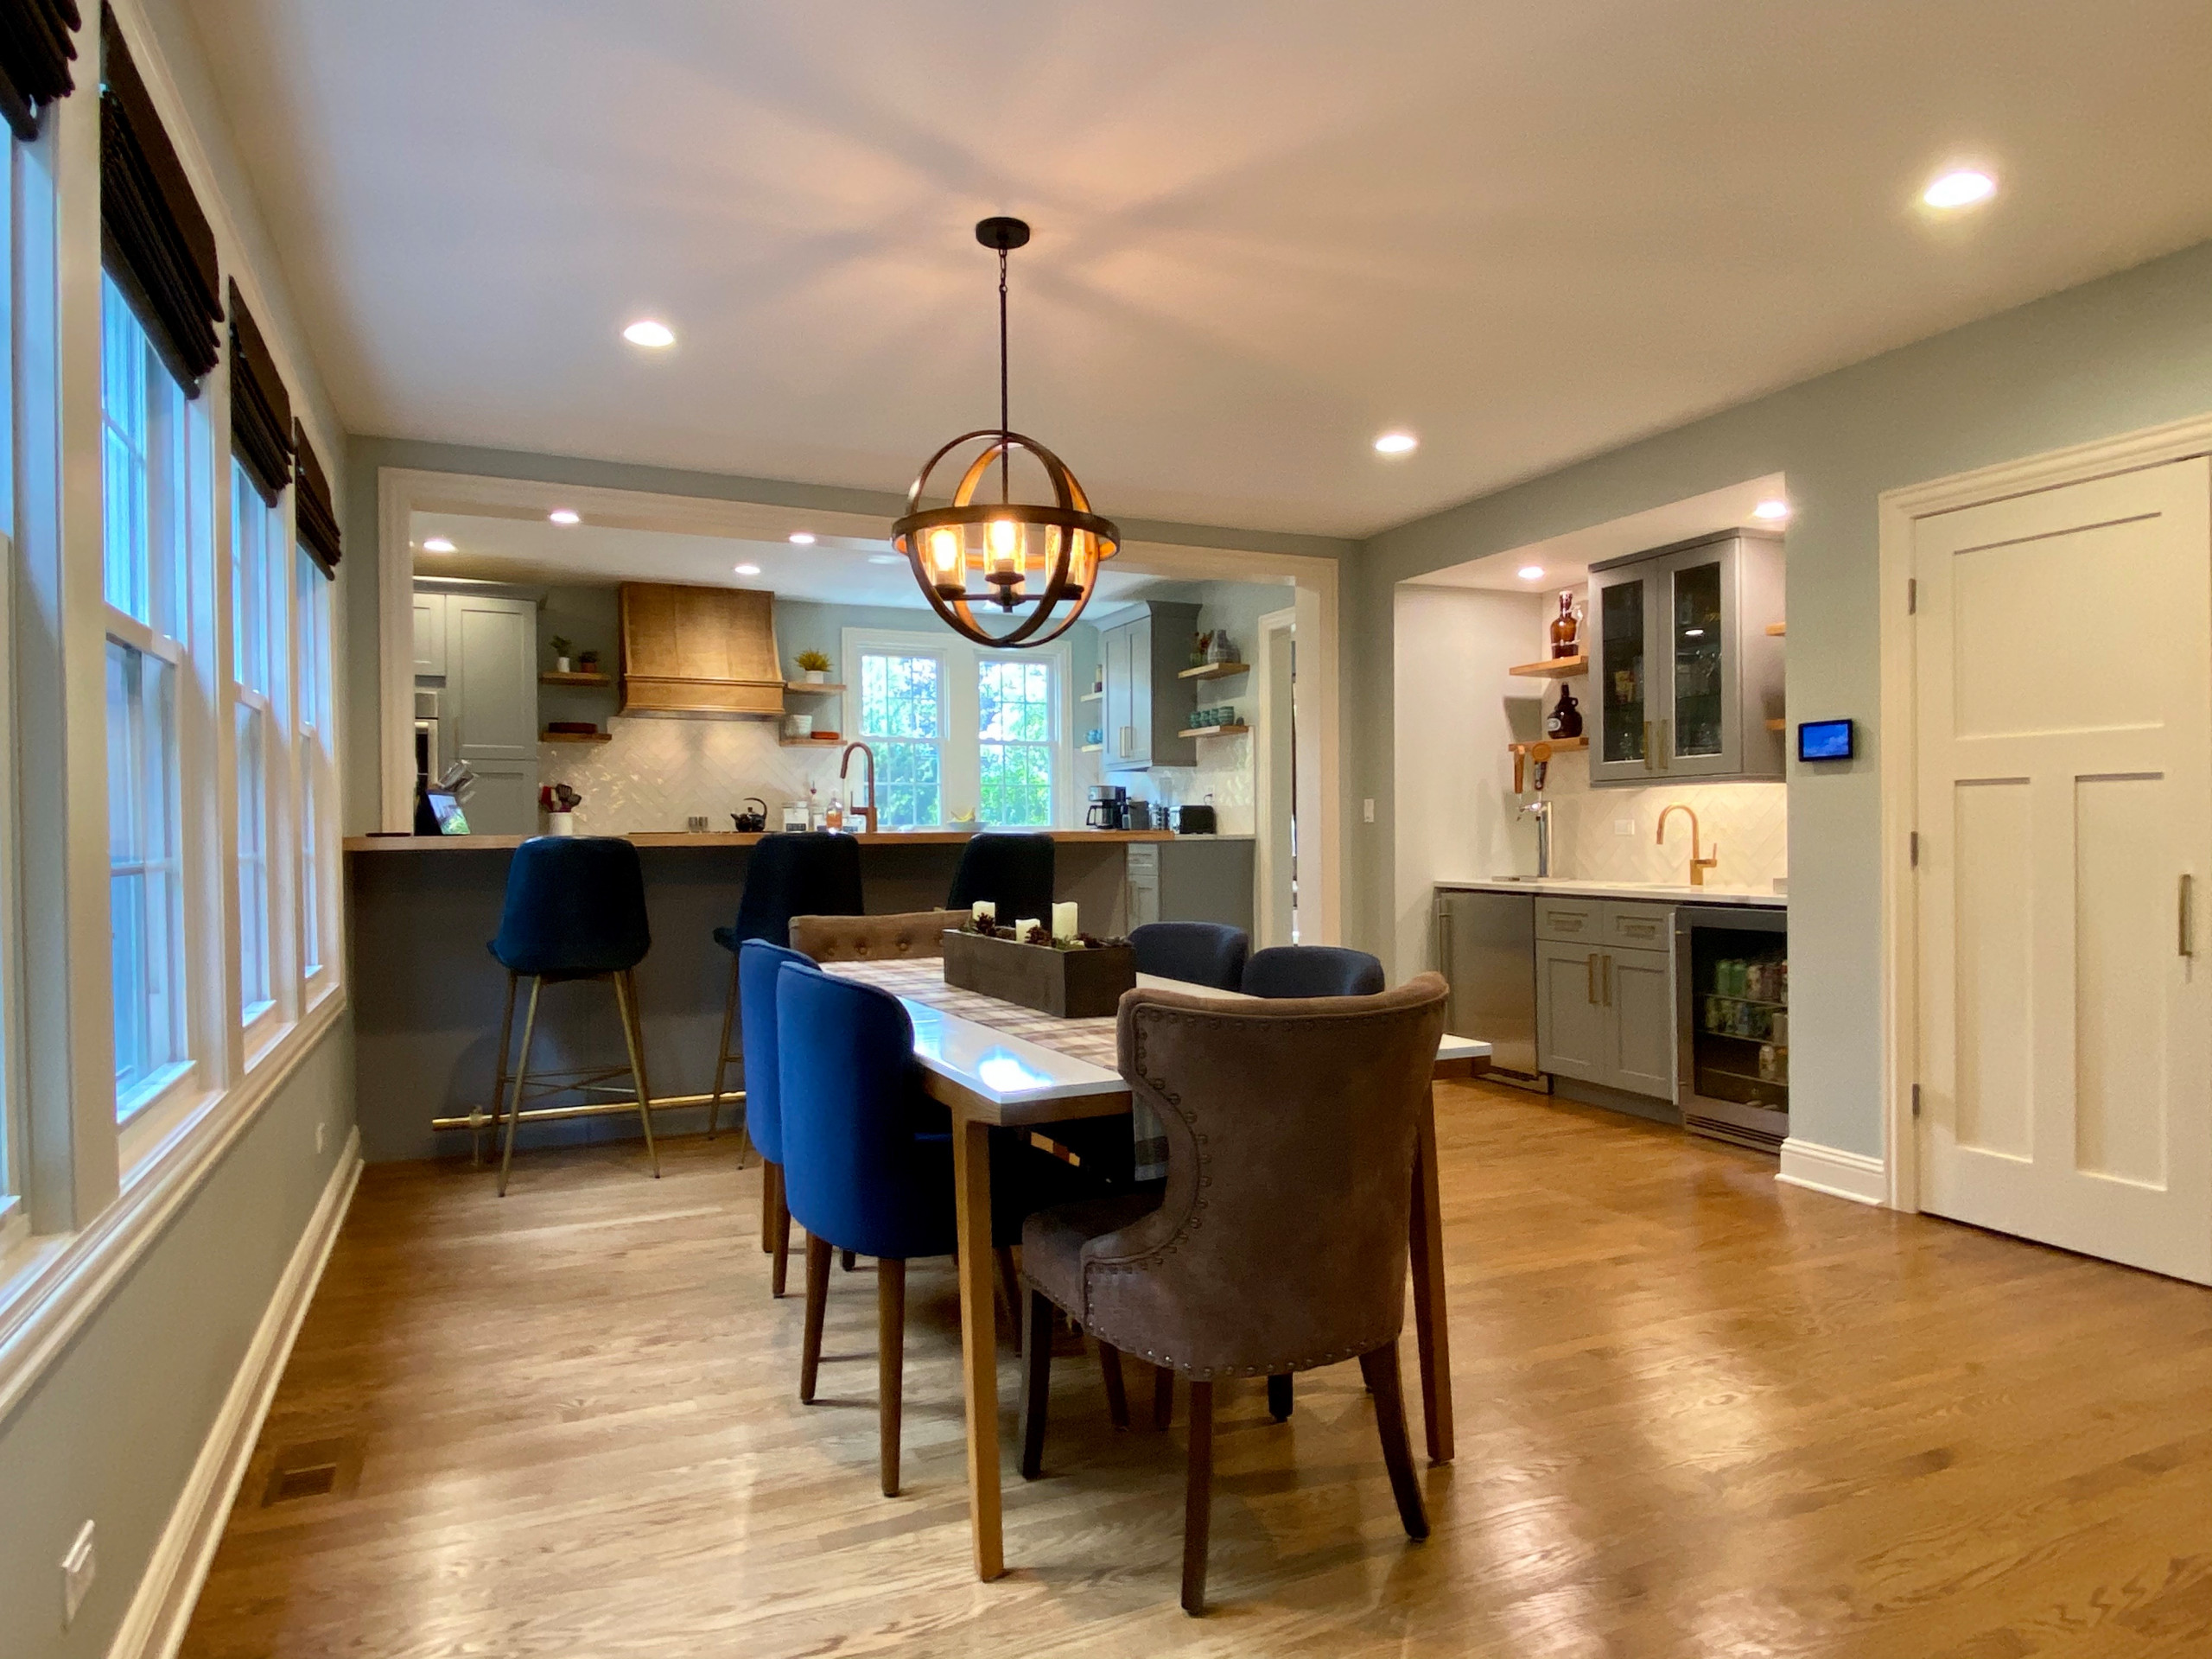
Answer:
[891,217,1120,648]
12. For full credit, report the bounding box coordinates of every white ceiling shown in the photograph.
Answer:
[188,0,2212,538]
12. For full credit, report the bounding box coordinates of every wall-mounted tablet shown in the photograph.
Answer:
[1796,718,1854,762]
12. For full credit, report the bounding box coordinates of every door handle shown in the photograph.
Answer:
[1659,719,1672,770]
[1602,954,1613,1007]
[1439,909,1453,979]
[2183,874,2196,958]
[1586,951,1599,1004]
[1643,721,1654,772]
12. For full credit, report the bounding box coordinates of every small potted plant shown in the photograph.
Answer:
[548,635,574,674]
[577,646,601,675]
[538,782,581,836]
[794,648,832,684]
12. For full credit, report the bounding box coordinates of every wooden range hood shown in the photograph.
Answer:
[618,582,785,718]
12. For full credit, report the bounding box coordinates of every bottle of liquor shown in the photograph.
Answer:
[1550,590,1580,658]
[1545,683,1583,740]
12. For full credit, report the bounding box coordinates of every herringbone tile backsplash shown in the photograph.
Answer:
[1543,765,1787,889]
[538,720,849,834]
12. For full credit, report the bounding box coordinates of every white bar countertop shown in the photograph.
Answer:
[1434,876,1787,909]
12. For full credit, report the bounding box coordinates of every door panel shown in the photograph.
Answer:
[1590,571,1650,782]
[1916,455,2212,1284]
[413,591,447,678]
[1662,546,1740,776]
[1535,940,1608,1084]
[1607,947,1676,1100]
[450,595,540,835]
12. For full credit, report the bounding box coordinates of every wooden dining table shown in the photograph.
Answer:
[820,957,1492,1582]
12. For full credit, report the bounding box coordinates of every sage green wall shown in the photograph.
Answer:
[0,1030,354,1659]
[1353,236,2212,1160]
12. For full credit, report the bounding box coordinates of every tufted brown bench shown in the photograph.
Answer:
[788,909,969,964]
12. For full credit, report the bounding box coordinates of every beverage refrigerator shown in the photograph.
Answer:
[1674,904,1789,1152]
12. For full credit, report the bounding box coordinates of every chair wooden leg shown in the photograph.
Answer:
[1181,1379,1214,1616]
[1268,1373,1294,1422]
[613,969,660,1179]
[1153,1363,1174,1430]
[481,972,518,1166]
[1359,1344,1429,1541]
[760,1158,777,1254]
[770,1166,793,1299]
[1096,1340,1129,1428]
[496,978,543,1197]
[878,1257,906,1497]
[708,957,739,1146]
[996,1247,1025,1353]
[798,1236,832,1403]
[1018,1289,1053,1479]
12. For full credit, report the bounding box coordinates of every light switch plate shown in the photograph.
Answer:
[61,1520,94,1628]
[1615,818,1636,836]
[1362,798,1376,823]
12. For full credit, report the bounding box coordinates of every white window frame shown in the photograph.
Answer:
[295,543,335,1000]
[849,642,949,830]
[974,650,1061,829]
[841,628,1074,828]
[229,457,286,1049]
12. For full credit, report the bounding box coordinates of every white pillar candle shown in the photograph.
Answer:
[1014,918,1041,941]
[1051,901,1078,943]
[972,900,996,927]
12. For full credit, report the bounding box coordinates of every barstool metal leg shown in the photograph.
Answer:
[482,971,518,1166]
[497,977,543,1197]
[613,969,661,1179]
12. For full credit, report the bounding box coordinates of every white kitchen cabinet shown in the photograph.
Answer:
[1126,842,1161,929]
[413,589,448,679]
[1588,531,1784,785]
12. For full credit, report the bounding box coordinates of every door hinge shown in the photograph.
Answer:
[1911,1084,1922,1120]
[1908,578,1917,614]
[1910,830,1919,868]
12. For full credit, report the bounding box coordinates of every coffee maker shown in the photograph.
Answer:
[1086,784,1128,830]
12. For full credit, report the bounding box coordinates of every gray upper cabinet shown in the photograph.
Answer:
[1099,601,1199,772]
[413,590,448,679]
[1588,531,1784,785]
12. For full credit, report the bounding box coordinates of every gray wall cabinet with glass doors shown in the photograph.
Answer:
[1587,531,1784,785]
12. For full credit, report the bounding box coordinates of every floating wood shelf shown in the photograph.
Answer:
[783,680,847,694]
[1509,654,1587,678]
[1180,724,1250,739]
[1079,743,1103,753]
[1766,622,1787,636]
[1766,719,1787,732]
[542,729,612,743]
[1179,661,1250,682]
[1078,690,1103,702]
[779,736,844,749]
[1508,735,1589,753]
[540,671,612,687]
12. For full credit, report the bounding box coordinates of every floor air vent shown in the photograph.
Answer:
[259,1435,363,1508]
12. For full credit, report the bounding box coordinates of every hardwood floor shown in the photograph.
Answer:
[178,1082,2212,1657]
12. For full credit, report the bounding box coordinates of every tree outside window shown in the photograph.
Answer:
[858,652,943,827]
[977,658,1053,826]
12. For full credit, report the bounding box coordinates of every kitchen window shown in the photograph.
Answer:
[856,650,944,829]
[296,544,331,982]
[102,277,194,1120]
[977,657,1054,827]
[232,458,281,1028]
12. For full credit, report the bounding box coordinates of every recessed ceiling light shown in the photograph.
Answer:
[421,536,455,553]
[1516,564,1545,581]
[788,531,816,545]
[1373,431,1419,455]
[1752,499,1792,521]
[733,563,761,576]
[622,319,675,348]
[868,554,902,565]
[1923,169,1996,210]
[549,509,581,525]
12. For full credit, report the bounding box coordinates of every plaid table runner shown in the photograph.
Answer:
[819,957,1167,1179]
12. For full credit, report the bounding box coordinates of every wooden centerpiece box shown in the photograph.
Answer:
[941,928,1136,1019]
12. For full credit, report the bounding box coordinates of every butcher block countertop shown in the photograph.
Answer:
[344,829,1183,853]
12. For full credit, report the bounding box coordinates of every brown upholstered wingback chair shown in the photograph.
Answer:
[788,909,968,963]
[1018,973,1449,1615]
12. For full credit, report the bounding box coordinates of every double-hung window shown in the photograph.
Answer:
[856,650,945,829]
[101,277,194,1120]
[231,459,282,1029]
[295,544,332,984]
[977,657,1055,826]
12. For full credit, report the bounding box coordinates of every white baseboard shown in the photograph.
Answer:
[1776,1136,1887,1206]
[106,1128,362,1659]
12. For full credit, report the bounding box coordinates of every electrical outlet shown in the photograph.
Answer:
[61,1520,94,1628]
[1362,798,1376,823]
[1615,818,1637,836]
[315,1121,327,1155]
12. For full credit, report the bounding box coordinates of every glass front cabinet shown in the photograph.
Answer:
[1587,531,1785,785]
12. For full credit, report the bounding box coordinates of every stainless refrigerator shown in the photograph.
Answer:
[1434,887,1541,1084]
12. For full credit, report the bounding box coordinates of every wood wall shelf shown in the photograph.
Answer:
[540,671,611,686]
[1509,655,1587,678]
[1079,743,1103,754]
[779,736,845,749]
[1179,661,1249,681]
[1180,724,1250,739]
[542,729,612,743]
[1508,735,1589,753]
[1078,690,1103,702]
[1766,622,1787,636]
[1765,719,1787,732]
[783,681,847,695]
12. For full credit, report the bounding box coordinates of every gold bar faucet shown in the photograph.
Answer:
[1656,804,1719,887]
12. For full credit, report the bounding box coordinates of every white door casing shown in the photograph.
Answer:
[1913,455,2212,1284]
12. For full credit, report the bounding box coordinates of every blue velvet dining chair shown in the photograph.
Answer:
[775,961,1100,1497]
[1130,921,1250,991]
[736,939,814,1298]
[709,833,865,1144]
[1242,944,1385,999]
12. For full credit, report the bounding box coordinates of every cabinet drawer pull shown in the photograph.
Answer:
[2183,874,2196,958]
[1586,952,1599,1004]
[1601,954,1613,1007]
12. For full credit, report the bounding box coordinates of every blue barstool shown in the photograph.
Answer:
[736,939,812,1297]
[1130,921,1250,990]
[708,833,865,1146]
[1243,944,1385,999]
[946,832,1054,926]
[486,836,658,1196]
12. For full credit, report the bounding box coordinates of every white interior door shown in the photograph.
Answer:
[1915,455,2212,1283]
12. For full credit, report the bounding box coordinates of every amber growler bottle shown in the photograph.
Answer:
[1549,589,1580,658]
[1546,683,1584,740]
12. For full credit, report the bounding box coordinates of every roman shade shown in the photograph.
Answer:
[227,280,290,503]
[0,0,80,141]
[294,421,340,578]
[99,9,219,392]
